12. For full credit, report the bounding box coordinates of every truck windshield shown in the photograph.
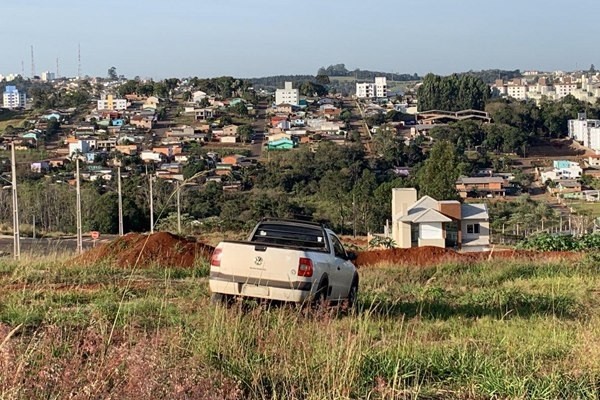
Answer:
[251,223,327,250]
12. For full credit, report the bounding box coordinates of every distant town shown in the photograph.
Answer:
[1,64,600,251]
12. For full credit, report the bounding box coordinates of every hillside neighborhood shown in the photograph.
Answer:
[1,67,600,249]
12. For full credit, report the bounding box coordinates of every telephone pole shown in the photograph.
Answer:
[176,180,181,234]
[11,142,20,260]
[117,166,123,236]
[147,164,154,234]
[76,157,83,254]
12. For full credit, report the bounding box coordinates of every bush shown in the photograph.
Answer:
[518,232,600,251]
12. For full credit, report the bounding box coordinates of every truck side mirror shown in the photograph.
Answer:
[346,251,357,261]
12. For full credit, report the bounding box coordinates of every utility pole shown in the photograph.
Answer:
[176,180,181,234]
[117,166,123,236]
[32,215,36,239]
[76,157,83,254]
[11,142,20,260]
[147,164,154,234]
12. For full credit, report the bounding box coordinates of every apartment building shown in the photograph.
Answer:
[569,113,600,151]
[356,77,387,99]
[275,82,299,106]
[97,94,128,111]
[2,86,26,109]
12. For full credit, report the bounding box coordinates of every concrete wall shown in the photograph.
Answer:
[391,188,417,248]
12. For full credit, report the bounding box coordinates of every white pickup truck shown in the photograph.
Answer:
[209,219,359,307]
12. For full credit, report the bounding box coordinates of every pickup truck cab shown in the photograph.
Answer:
[209,219,358,306]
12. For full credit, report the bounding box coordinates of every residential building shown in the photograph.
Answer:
[97,94,128,111]
[275,82,299,106]
[267,138,294,150]
[540,160,583,182]
[588,154,600,168]
[222,124,239,137]
[68,138,96,156]
[192,90,208,103]
[555,83,578,98]
[31,160,50,173]
[41,71,56,82]
[3,86,26,109]
[569,114,600,151]
[455,176,506,198]
[356,77,387,99]
[391,188,490,251]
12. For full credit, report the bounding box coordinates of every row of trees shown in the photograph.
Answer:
[486,95,600,138]
[417,73,491,111]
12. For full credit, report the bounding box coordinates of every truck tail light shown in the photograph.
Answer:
[210,248,222,267]
[298,257,313,277]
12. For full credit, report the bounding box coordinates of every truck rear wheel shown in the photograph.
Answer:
[211,293,233,305]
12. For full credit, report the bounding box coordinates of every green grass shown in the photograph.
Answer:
[0,257,599,398]
[564,199,600,218]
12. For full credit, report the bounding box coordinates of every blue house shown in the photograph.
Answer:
[267,138,295,150]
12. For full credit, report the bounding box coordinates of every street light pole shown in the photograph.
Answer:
[117,166,123,236]
[75,157,83,255]
[11,142,20,260]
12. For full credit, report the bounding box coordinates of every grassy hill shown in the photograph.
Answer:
[0,255,599,398]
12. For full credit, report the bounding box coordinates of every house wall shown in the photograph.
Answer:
[394,221,412,248]
[391,188,417,248]
[461,220,490,245]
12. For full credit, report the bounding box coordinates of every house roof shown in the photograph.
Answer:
[461,203,489,220]
[457,176,504,184]
[558,180,581,188]
[399,208,452,223]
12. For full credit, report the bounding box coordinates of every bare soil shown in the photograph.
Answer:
[75,232,214,268]
[355,246,581,267]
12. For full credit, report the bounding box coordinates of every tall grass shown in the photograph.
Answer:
[0,257,599,399]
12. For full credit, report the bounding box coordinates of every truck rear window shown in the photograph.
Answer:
[251,223,327,250]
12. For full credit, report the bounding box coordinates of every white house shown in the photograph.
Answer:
[540,160,583,182]
[69,138,96,156]
[390,188,489,251]
[192,90,208,103]
[275,82,299,106]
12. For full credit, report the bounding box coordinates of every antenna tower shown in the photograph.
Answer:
[30,45,35,78]
[77,43,81,78]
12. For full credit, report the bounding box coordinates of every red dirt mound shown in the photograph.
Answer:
[355,246,474,267]
[355,246,581,267]
[76,232,214,268]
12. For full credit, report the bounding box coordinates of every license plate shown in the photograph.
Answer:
[242,284,270,297]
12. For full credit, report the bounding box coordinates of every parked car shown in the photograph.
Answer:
[209,218,358,306]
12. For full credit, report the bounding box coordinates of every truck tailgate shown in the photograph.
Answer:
[214,241,311,289]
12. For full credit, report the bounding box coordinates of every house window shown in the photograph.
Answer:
[467,223,480,234]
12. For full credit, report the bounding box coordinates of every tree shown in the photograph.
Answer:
[417,73,490,111]
[418,141,460,200]
[237,125,254,143]
[108,66,118,80]
[315,74,330,85]
[229,102,248,116]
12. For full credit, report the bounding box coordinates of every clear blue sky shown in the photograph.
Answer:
[2,0,598,79]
